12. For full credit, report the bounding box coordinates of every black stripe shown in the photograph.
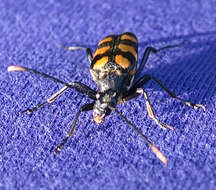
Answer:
[97,35,115,48]
[92,48,136,68]
[98,34,137,50]
[91,51,112,69]
[119,40,138,52]
[92,34,137,69]
[116,42,137,62]
[98,41,113,48]
[114,50,136,66]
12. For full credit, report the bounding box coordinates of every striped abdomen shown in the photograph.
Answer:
[90,32,138,92]
[91,32,138,73]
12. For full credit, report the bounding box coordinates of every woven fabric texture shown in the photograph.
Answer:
[1,0,216,189]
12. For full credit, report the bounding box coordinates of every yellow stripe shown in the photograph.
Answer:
[115,55,131,69]
[118,44,137,61]
[93,56,108,70]
[121,34,137,43]
[98,37,113,46]
[93,46,110,58]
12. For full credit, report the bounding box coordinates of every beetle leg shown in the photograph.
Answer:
[119,75,151,103]
[62,46,93,63]
[136,40,188,78]
[118,91,140,104]
[19,83,73,115]
[8,66,97,100]
[136,88,174,130]
[8,66,97,115]
[132,74,206,111]
[120,87,173,130]
[109,106,168,164]
[52,102,94,154]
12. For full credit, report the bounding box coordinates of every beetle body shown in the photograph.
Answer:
[90,32,138,123]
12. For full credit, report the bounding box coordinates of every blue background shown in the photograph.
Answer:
[1,0,216,189]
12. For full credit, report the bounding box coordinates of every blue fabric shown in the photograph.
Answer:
[1,0,216,189]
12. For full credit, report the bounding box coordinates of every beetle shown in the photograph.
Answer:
[8,32,206,164]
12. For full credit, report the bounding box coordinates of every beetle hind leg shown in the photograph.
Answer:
[58,45,93,63]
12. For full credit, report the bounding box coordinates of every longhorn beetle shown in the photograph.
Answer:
[8,32,206,164]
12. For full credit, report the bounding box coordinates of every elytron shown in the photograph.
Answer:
[8,32,205,164]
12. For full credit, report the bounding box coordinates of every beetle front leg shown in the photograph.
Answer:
[52,102,94,154]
